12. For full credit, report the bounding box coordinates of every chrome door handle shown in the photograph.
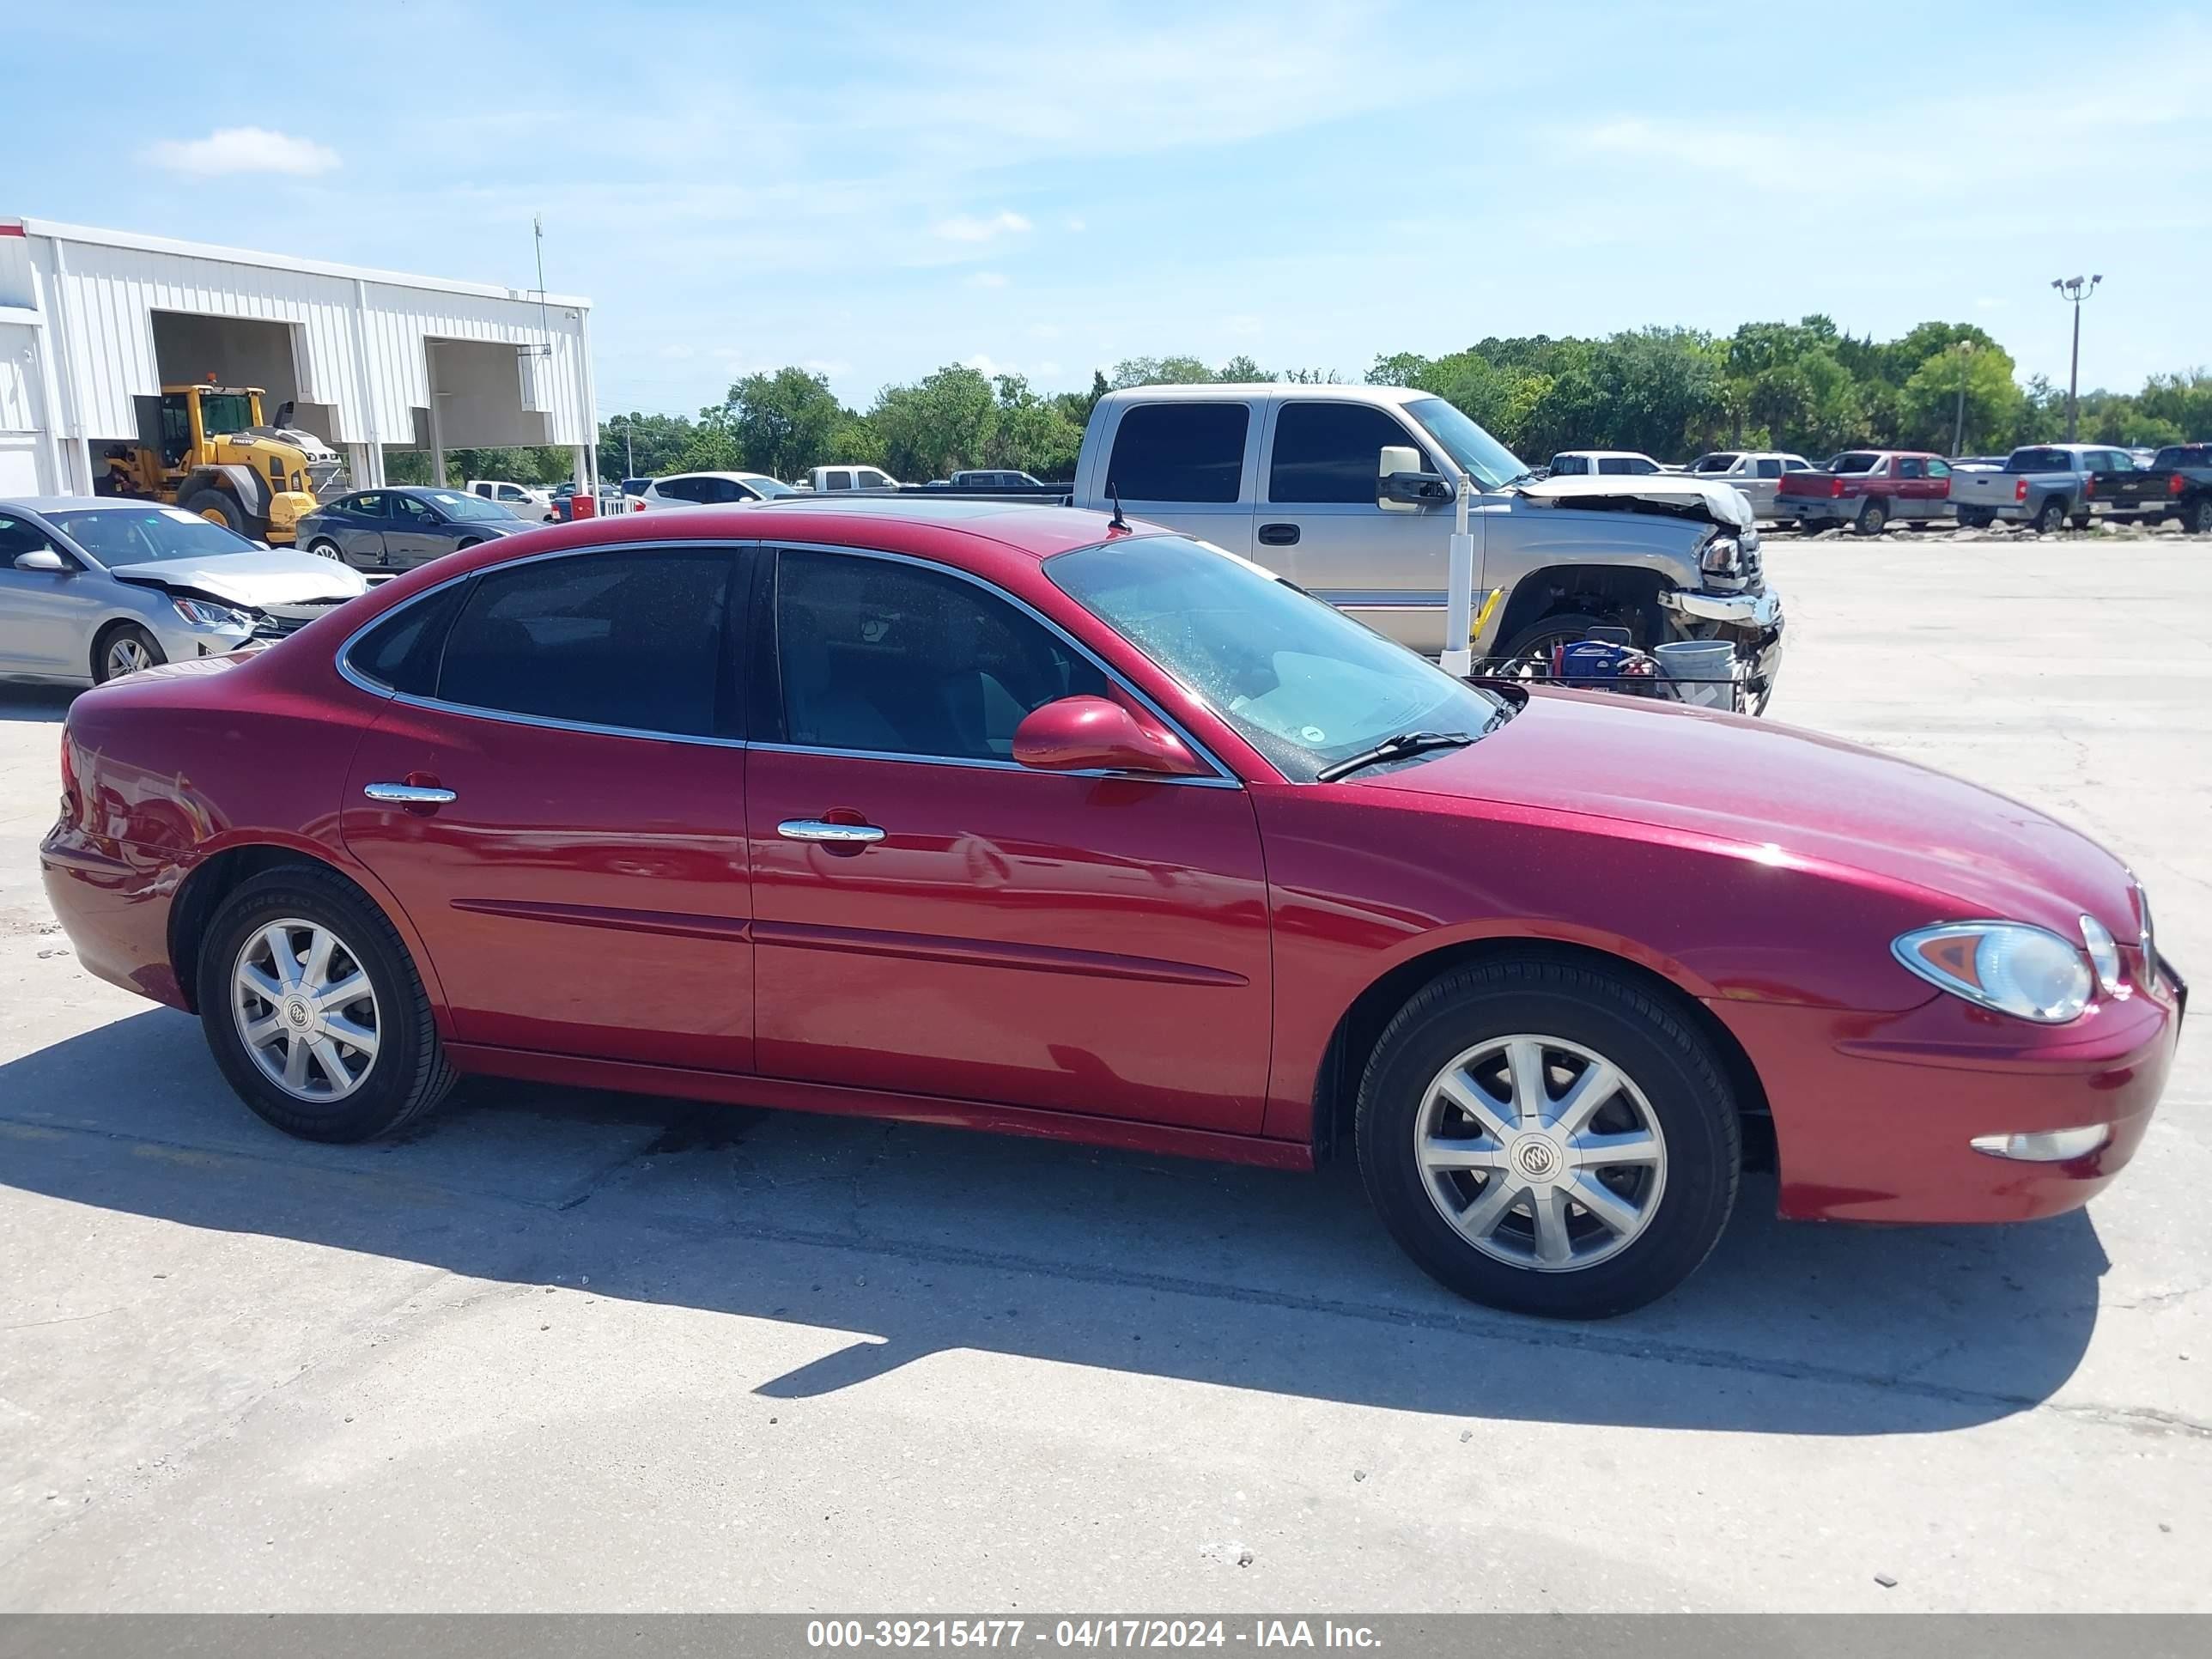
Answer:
[777,817,884,844]
[363,782,458,805]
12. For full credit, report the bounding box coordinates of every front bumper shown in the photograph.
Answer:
[1711,965,2181,1224]
[1659,586,1781,629]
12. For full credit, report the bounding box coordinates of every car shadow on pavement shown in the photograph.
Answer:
[0,1008,2111,1437]
[0,686,76,723]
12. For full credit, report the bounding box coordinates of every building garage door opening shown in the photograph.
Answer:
[147,312,337,446]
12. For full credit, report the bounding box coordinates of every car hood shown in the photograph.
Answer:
[110,550,370,607]
[1517,474,1753,532]
[1364,689,2138,936]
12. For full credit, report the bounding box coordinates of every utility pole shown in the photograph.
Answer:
[624,413,634,481]
[2051,275,2101,441]
[1951,341,1976,457]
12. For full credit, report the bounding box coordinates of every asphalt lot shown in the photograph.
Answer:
[2,535,2208,1612]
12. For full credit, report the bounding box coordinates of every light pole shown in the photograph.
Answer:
[2051,275,2101,441]
[1950,340,1976,458]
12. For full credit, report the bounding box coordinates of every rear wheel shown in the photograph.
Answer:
[307,538,344,562]
[1356,957,1740,1318]
[181,487,269,543]
[197,866,456,1143]
[93,623,165,683]
[1853,499,1889,535]
[2188,497,2212,536]
[2034,496,2069,535]
[1959,509,1995,529]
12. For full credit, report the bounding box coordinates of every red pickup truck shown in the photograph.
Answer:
[1774,451,1953,535]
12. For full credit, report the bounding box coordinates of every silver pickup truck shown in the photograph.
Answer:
[1949,443,2138,532]
[1067,384,1783,702]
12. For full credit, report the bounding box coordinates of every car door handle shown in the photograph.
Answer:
[1256,522,1301,546]
[362,782,458,805]
[777,818,885,844]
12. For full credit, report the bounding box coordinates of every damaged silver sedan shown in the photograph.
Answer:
[0,497,368,684]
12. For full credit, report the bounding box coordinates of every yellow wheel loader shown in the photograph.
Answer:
[98,382,344,544]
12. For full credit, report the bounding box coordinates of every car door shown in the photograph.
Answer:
[745,543,1273,1133]
[1095,398,1257,556]
[0,511,96,676]
[1744,457,1784,518]
[386,494,455,567]
[341,543,755,1071]
[331,493,389,568]
[1257,398,1465,650]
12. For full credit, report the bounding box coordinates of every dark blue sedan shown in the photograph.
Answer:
[297,487,530,574]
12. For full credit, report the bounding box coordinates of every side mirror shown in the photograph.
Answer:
[1377,445,1451,513]
[13,548,70,574]
[1012,696,1207,777]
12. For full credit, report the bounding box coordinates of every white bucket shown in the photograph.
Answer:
[1654,640,1737,708]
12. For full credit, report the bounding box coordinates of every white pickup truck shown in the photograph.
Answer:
[1050,384,1782,702]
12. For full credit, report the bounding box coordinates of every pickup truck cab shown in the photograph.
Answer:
[2086,443,2212,534]
[1545,450,1664,477]
[465,479,555,523]
[1773,450,1950,535]
[803,465,902,494]
[1071,384,1781,701]
[1948,443,2122,532]
[1682,451,1816,521]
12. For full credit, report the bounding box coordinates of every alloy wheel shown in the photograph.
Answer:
[230,918,381,1103]
[1413,1033,1668,1272]
[106,636,154,678]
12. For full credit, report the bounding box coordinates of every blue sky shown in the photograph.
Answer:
[9,1,2209,420]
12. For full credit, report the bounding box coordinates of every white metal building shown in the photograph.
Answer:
[0,216,597,499]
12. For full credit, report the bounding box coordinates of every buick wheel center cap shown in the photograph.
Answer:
[283,996,315,1031]
[1512,1135,1564,1183]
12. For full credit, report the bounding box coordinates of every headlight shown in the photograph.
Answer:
[1699,536,1742,577]
[1892,921,2094,1023]
[2079,914,2122,996]
[170,597,253,630]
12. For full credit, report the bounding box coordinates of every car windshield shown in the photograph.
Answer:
[1691,453,1740,472]
[746,476,798,498]
[1048,534,1509,783]
[1404,397,1528,490]
[418,489,515,521]
[197,393,257,435]
[1827,452,1882,473]
[2007,448,2074,472]
[50,506,266,566]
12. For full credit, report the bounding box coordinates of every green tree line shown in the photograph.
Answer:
[388,318,2212,489]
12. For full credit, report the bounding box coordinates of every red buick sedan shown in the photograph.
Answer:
[41,501,2182,1317]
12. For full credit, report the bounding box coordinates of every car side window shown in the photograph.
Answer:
[1927,459,1951,479]
[1105,403,1250,503]
[1898,457,1925,479]
[1269,403,1431,503]
[824,471,853,492]
[346,582,471,696]
[1548,454,1583,475]
[351,492,385,518]
[1755,459,1783,479]
[392,495,434,523]
[772,548,1109,763]
[436,549,738,738]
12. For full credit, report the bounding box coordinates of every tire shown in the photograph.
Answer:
[1496,611,1612,667]
[1907,520,1931,532]
[307,538,344,562]
[2188,497,2212,537]
[93,622,166,684]
[181,487,269,543]
[1852,499,1889,536]
[1960,509,1995,529]
[454,538,482,552]
[1355,957,1740,1319]
[2033,496,2068,535]
[196,865,457,1143]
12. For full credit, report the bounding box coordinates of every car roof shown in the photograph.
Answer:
[0,495,167,514]
[658,471,780,483]
[1096,381,1426,408]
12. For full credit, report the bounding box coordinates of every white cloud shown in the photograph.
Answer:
[144,127,340,177]
[964,353,1012,377]
[935,210,1031,243]
[965,270,1009,289]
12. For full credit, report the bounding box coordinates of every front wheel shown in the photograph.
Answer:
[1494,611,1613,668]
[198,866,456,1143]
[1356,957,1740,1318]
[180,487,268,543]
[94,623,166,683]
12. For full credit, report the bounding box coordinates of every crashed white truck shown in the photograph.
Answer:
[1048,383,1782,709]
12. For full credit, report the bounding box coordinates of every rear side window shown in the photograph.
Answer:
[436,550,737,737]
[1269,403,1427,503]
[1754,459,1783,479]
[1105,403,1249,502]
[347,583,468,696]
[1830,452,1882,473]
[772,549,1107,762]
[1548,454,1586,474]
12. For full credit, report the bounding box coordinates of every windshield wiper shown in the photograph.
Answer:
[1315,730,1474,783]
[1496,469,1540,489]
